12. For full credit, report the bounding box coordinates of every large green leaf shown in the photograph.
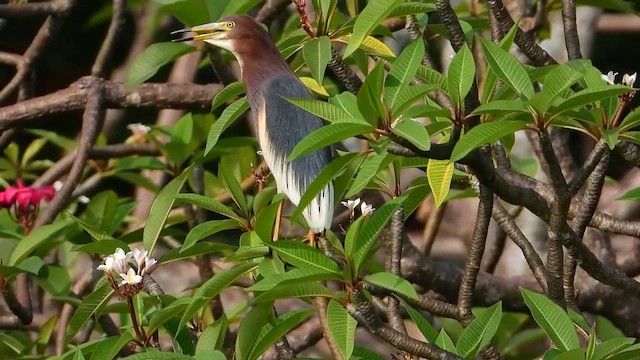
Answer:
[147,298,191,335]
[143,165,193,255]
[399,299,439,342]
[89,333,134,360]
[520,288,579,352]
[126,42,195,87]
[9,220,72,266]
[553,85,631,114]
[303,36,332,84]
[249,309,316,360]
[347,151,388,197]
[357,62,386,125]
[390,83,438,118]
[364,272,419,300]
[254,282,336,303]
[205,98,249,156]
[343,0,404,57]
[352,196,405,272]
[385,39,425,110]
[592,338,635,360]
[427,157,453,208]
[180,261,257,330]
[286,97,353,123]
[175,193,246,224]
[528,63,584,114]
[327,300,357,359]
[182,219,240,252]
[65,282,114,344]
[120,352,194,360]
[456,302,503,358]
[251,266,341,292]
[211,82,245,111]
[478,37,534,99]
[195,316,228,355]
[269,240,341,275]
[447,44,476,109]
[217,0,261,18]
[288,122,374,161]
[472,99,530,117]
[235,303,272,360]
[392,118,431,151]
[416,65,448,91]
[388,2,437,17]
[450,121,528,163]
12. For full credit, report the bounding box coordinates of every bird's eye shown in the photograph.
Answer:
[226,22,235,28]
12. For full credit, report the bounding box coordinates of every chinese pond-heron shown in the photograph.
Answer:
[173,15,334,241]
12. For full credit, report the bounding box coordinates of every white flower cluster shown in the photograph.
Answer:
[341,198,375,219]
[602,71,637,87]
[97,248,157,286]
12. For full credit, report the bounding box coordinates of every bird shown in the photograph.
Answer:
[173,15,334,241]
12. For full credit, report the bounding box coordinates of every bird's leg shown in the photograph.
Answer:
[272,200,284,241]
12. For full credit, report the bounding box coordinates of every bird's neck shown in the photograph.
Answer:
[233,42,293,107]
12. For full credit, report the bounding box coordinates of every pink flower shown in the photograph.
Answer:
[0,180,55,210]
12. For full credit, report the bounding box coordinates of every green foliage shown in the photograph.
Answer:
[5,0,640,359]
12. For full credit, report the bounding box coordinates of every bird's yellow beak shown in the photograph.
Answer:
[171,22,232,42]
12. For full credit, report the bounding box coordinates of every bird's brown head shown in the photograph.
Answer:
[173,15,285,75]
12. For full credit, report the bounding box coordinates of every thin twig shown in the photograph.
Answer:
[92,0,127,78]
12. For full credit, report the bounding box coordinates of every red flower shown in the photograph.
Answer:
[0,181,55,210]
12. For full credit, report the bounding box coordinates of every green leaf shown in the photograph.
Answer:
[288,122,374,161]
[344,216,365,261]
[303,36,332,84]
[211,82,245,111]
[427,157,454,208]
[478,37,534,99]
[144,165,193,255]
[0,256,43,279]
[254,282,336,303]
[126,42,195,87]
[0,333,24,355]
[9,220,72,266]
[219,0,261,18]
[450,121,528,163]
[120,351,194,360]
[196,316,228,355]
[327,300,357,359]
[343,0,404,57]
[435,328,457,353]
[472,99,530,117]
[416,65,448,91]
[385,39,425,110]
[147,298,191,335]
[618,186,640,200]
[554,85,631,114]
[219,164,249,216]
[235,303,272,360]
[205,98,249,156]
[528,63,584,114]
[576,0,635,12]
[300,76,330,96]
[520,288,580,351]
[180,261,257,330]
[357,62,386,125]
[352,196,404,272]
[592,338,635,360]
[285,97,353,123]
[90,333,134,360]
[175,193,246,225]
[456,302,503,358]
[269,240,341,275]
[249,309,316,360]
[390,83,438,118]
[250,266,340,292]
[399,299,439,342]
[392,118,431,151]
[336,34,396,57]
[388,2,437,17]
[347,151,388,197]
[365,272,419,300]
[447,44,475,109]
[182,219,240,252]
[65,282,114,344]
[22,137,48,166]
